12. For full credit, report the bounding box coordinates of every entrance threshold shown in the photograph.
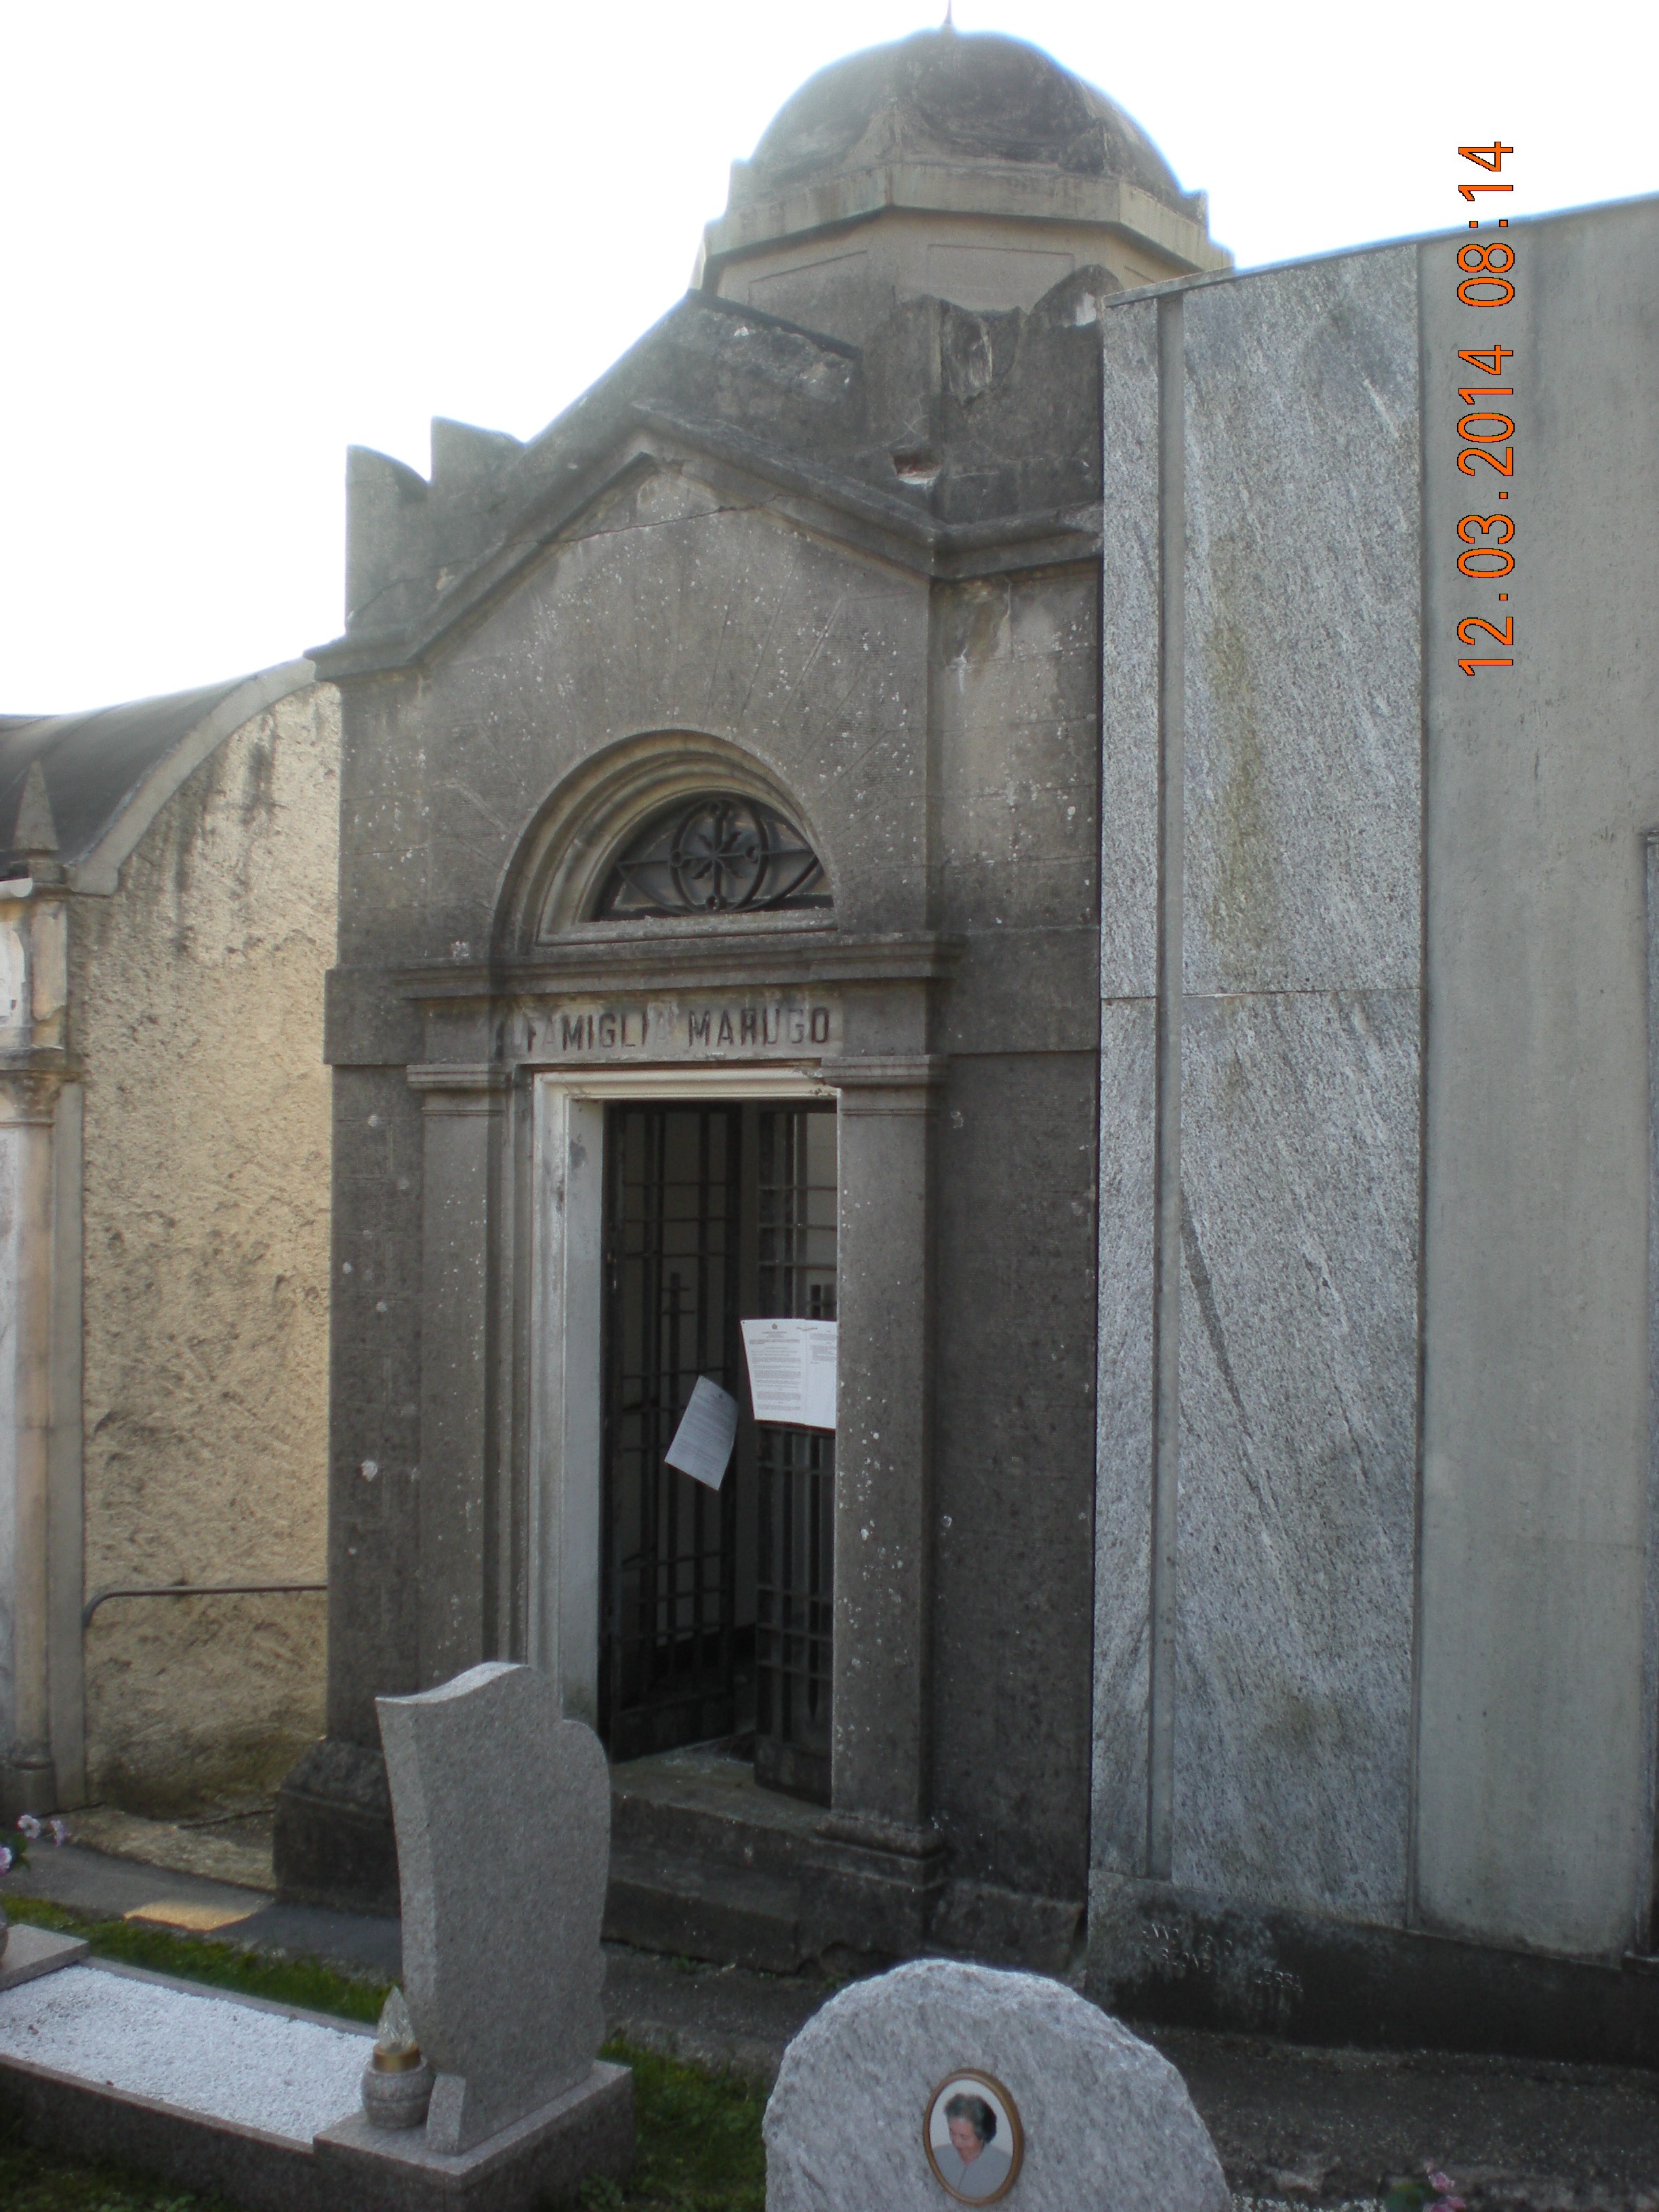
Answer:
[605,1742,826,1975]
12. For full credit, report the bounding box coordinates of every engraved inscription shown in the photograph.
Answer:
[522,998,838,1061]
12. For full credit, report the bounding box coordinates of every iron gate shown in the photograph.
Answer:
[600,1099,837,1798]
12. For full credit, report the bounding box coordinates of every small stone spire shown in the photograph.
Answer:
[13,762,58,859]
[5,760,64,888]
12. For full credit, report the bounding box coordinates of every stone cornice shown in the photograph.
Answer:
[699,161,1230,280]
[377,930,963,1003]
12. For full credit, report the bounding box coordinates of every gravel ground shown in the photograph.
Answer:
[0,1963,367,2142]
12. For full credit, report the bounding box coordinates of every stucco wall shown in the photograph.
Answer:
[73,684,339,1810]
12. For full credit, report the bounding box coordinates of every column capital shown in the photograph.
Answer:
[819,1055,947,1113]
[406,1063,510,1116]
[0,1062,72,1126]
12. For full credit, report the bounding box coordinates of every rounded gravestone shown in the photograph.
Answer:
[763,1959,1228,2212]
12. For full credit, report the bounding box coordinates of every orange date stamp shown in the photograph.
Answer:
[1454,142,1516,674]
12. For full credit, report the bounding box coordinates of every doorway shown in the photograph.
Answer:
[600,1099,836,1801]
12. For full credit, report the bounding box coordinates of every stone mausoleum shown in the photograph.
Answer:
[16,24,1637,2056]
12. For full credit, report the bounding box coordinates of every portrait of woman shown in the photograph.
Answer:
[924,2072,1023,2203]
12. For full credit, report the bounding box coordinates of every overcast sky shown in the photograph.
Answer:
[3,0,1652,712]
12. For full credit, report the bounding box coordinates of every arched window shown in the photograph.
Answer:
[592,794,830,920]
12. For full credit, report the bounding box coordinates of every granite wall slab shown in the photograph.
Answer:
[1176,987,1417,1916]
[1417,195,1659,1959]
[1094,246,1423,1931]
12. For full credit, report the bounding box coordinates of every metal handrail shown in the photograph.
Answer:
[82,1580,326,1630]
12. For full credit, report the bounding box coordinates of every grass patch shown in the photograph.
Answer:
[3,1896,384,2024]
[0,2108,239,2212]
[590,2039,765,2211]
[1,1898,767,2210]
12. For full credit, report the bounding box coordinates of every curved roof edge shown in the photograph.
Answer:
[71,659,318,894]
[0,661,318,894]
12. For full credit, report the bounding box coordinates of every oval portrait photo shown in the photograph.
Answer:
[923,2070,1024,2203]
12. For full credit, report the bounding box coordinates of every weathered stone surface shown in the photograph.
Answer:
[376,1662,608,2153]
[1098,293,1162,1004]
[763,1958,1227,2211]
[1091,998,1156,1879]
[1181,248,1421,1000]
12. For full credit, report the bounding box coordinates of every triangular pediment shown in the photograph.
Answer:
[310,293,1098,680]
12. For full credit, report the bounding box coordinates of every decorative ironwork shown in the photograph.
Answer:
[594,794,829,919]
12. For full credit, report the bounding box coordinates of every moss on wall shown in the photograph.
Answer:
[71,686,340,1811]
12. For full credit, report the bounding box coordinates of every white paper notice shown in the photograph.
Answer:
[741,1319,838,1432]
[663,1376,739,1489]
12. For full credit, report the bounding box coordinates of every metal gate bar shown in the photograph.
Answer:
[754,1104,837,1802]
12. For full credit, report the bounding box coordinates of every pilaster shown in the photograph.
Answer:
[814,1052,947,1944]
[407,1064,510,1688]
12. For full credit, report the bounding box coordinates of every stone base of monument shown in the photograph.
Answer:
[316,2062,632,2211]
[0,1949,632,2212]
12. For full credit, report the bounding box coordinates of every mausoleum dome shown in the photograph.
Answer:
[744,29,1193,217]
[697,27,1229,344]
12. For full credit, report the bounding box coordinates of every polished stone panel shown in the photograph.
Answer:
[1174,989,1418,1917]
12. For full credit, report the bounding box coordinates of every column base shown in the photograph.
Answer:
[1,1754,60,1824]
[804,1810,949,1961]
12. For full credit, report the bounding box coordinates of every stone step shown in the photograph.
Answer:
[609,1747,823,1885]
[604,1845,810,1975]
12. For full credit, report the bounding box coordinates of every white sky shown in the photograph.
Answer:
[3,0,1652,713]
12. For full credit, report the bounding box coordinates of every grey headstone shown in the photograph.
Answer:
[763,1958,1228,2212]
[377,1661,608,2154]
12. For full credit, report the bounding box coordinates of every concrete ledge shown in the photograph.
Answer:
[315,2061,633,2212]
[0,2049,328,2212]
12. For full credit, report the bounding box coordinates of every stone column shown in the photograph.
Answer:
[407,1064,508,1689]
[0,1065,65,1820]
[814,1054,945,1947]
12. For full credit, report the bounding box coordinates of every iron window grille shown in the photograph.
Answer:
[593,795,829,918]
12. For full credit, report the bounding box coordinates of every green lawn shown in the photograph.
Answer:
[0,1896,765,2211]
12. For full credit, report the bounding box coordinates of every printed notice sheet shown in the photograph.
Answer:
[664,1376,739,1489]
[740,1318,838,1431]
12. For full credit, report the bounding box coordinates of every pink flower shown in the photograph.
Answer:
[49,1816,68,1846]
[16,1814,41,1839]
[0,1846,12,1874]
[1428,2177,1455,2196]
